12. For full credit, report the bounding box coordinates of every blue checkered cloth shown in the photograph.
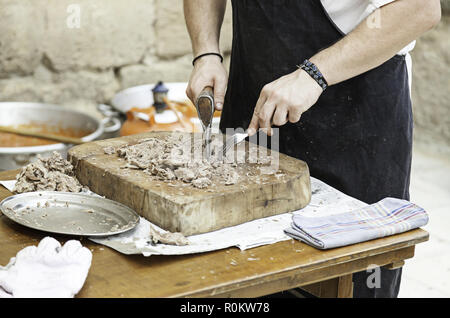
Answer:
[284,197,428,249]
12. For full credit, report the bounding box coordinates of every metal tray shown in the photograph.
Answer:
[0,191,140,237]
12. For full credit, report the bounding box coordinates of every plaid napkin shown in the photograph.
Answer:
[284,197,428,249]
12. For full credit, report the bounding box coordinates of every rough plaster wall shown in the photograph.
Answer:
[410,6,450,155]
[0,0,448,153]
[0,0,232,113]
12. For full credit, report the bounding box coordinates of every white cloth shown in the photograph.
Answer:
[0,237,92,298]
[285,198,428,249]
[320,0,416,55]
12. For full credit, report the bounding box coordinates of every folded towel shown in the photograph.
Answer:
[284,197,428,249]
[0,237,92,298]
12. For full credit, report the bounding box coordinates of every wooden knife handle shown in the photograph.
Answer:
[198,86,214,102]
[196,86,215,126]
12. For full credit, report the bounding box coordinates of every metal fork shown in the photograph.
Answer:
[221,132,248,158]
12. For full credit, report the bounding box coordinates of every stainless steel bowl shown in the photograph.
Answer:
[0,102,120,171]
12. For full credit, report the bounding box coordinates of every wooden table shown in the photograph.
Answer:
[0,169,428,298]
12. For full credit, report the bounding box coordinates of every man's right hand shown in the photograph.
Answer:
[186,55,228,110]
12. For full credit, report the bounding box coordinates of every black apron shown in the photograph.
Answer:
[220,0,412,298]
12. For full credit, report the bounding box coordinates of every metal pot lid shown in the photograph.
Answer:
[0,191,140,237]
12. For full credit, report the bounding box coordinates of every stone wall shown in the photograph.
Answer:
[410,3,450,155]
[0,0,232,113]
[0,0,448,154]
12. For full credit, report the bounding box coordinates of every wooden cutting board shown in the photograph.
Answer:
[68,132,311,235]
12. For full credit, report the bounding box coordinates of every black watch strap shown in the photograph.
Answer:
[298,59,328,91]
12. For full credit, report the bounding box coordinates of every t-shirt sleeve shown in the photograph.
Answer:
[371,0,396,8]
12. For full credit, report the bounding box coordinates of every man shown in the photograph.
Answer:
[183,0,441,298]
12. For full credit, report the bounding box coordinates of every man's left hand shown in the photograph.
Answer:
[247,68,323,136]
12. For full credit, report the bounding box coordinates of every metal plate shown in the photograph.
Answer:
[0,191,140,237]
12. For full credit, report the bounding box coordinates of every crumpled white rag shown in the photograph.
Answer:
[0,237,92,298]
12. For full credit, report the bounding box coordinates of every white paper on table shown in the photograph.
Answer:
[0,178,368,257]
[0,180,16,192]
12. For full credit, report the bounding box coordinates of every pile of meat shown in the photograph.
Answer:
[13,152,85,194]
[107,135,273,189]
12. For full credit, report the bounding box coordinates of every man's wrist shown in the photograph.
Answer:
[192,52,223,66]
[295,68,324,94]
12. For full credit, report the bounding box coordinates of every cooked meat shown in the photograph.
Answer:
[13,151,86,194]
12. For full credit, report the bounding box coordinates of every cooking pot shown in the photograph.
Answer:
[0,102,120,171]
[111,82,189,113]
[98,82,220,132]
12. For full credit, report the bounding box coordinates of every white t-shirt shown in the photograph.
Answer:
[320,0,414,89]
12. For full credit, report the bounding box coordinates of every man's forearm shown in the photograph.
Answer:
[183,0,227,56]
[311,0,441,86]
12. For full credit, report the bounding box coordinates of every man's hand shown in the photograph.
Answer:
[186,55,228,110]
[247,69,323,136]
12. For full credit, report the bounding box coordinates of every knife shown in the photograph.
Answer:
[195,86,215,159]
[221,132,248,158]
